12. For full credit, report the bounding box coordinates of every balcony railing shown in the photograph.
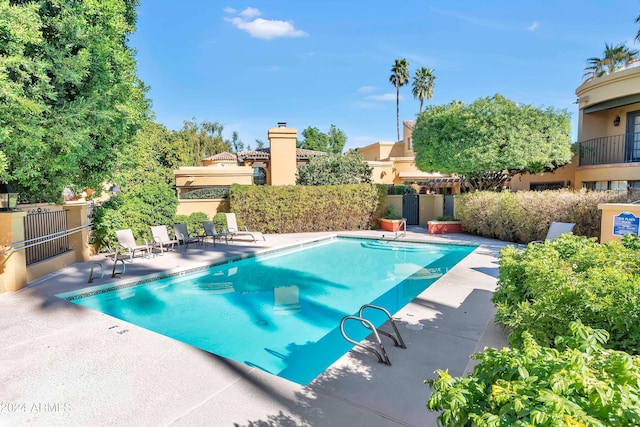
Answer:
[578,132,640,166]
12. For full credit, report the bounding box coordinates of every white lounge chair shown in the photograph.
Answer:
[173,223,200,250]
[529,222,575,245]
[150,225,178,253]
[115,229,150,261]
[201,221,227,247]
[224,213,265,242]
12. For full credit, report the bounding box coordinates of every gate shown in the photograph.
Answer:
[444,195,454,218]
[402,194,419,225]
[23,209,70,265]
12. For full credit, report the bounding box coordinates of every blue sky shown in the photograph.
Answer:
[129,1,640,151]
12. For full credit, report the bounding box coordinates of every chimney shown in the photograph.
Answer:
[268,122,297,185]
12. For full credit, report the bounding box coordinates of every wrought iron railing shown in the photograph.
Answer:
[23,210,69,265]
[578,132,640,166]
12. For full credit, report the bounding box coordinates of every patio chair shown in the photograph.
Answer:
[201,221,228,247]
[529,222,575,245]
[224,213,265,242]
[173,223,200,250]
[115,229,150,261]
[150,225,178,254]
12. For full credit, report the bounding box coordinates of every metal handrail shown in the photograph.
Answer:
[0,223,92,256]
[340,315,391,365]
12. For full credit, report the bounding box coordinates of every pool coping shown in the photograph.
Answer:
[0,228,509,427]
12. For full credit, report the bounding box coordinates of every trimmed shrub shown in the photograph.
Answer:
[427,321,640,426]
[229,184,385,233]
[456,189,630,243]
[493,234,640,353]
[174,212,209,238]
[179,187,229,199]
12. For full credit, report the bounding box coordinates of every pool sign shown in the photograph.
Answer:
[613,212,640,236]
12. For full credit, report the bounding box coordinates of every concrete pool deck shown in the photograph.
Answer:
[0,228,510,426]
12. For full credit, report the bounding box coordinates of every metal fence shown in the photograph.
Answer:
[23,209,70,265]
[578,132,640,166]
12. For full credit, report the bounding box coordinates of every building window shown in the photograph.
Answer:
[583,181,628,192]
[530,182,564,191]
[408,137,412,151]
[253,167,266,185]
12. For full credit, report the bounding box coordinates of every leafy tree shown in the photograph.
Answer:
[637,14,640,43]
[115,121,186,189]
[229,131,244,153]
[389,58,410,141]
[296,151,372,185]
[583,42,639,80]
[0,0,149,202]
[255,138,265,149]
[412,94,572,191]
[176,119,230,165]
[298,125,346,154]
[412,67,436,113]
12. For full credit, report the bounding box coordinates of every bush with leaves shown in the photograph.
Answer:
[296,151,372,185]
[91,183,177,251]
[426,321,640,426]
[494,234,640,353]
[455,189,631,243]
[174,212,209,238]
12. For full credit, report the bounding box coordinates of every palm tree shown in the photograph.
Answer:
[583,42,639,80]
[636,14,640,43]
[412,67,436,114]
[389,58,410,141]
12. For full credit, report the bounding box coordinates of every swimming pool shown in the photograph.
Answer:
[60,237,475,385]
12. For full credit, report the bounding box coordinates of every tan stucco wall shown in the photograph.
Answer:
[368,161,395,184]
[418,194,444,224]
[175,166,254,189]
[0,211,27,292]
[358,141,401,162]
[268,126,297,186]
[511,159,577,191]
[176,199,230,217]
[575,163,640,187]
[598,203,640,243]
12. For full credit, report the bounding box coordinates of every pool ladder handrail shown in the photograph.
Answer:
[339,304,407,366]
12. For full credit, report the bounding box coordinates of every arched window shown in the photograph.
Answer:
[253,167,266,185]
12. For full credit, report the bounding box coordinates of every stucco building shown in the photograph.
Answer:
[356,120,460,194]
[513,65,640,193]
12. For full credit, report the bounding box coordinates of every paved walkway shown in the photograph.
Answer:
[0,228,510,426]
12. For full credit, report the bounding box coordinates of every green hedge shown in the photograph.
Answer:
[455,190,630,243]
[228,184,386,233]
[493,234,640,353]
[179,187,229,199]
[427,321,640,426]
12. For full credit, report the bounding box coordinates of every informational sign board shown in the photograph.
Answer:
[613,212,640,236]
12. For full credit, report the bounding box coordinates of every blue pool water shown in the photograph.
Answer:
[62,237,475,385]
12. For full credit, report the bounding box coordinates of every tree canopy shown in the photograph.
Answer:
[175,119,230,166]
[296,151,372,185]
[412,67,436,114]
[0,0,149,202]
[583,42,639,81]
[297,124,346,154]
[412,94,572,191]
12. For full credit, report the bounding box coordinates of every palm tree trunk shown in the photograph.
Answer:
[396,85,400,141]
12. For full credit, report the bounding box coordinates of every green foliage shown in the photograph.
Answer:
[493,234,640,353]
[583,42,639,81]
[297,124,346,154]
[389,184,416,195]
[412,94,572,191]
[91,182,177,251]
[427,320,640,426]
[412,66,436,114]
[179,187,230,199]
[175,119,231,166]
[455,189,629,243]
[390,58,410,141]
[381,204,402,219]
[296,151,372,185]
[229,184,382,233]
[174,212,209,237]
[0,0,149,202]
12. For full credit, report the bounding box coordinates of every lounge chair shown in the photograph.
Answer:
[115,229,150,261]
[224,213,265,242]
[150,225,178,253]
[529,222,575,245]
[201,221,227,247]
[173,223,200,250]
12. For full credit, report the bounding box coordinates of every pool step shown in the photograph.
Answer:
[339,304,407,366]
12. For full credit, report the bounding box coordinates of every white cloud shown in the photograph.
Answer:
[239,7,261,19]
[357,86,377,94]
[223,7,236,14]
[365,93,401,101]
[224,8,308,41]
[527,21,539,31]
